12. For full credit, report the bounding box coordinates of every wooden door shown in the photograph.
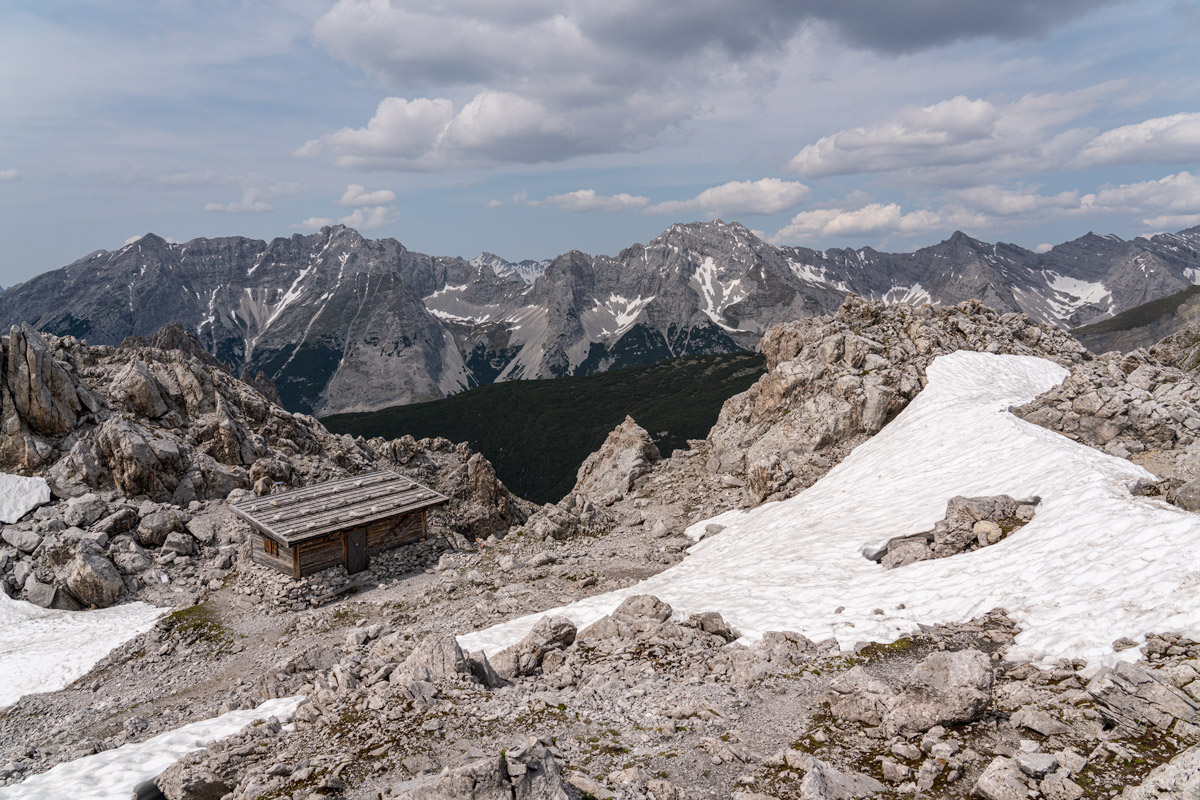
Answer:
[346,528,368,574]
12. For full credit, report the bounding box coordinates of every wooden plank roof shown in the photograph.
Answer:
[229,469,448,545]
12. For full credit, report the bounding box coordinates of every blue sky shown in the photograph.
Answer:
[2,0,1199,285]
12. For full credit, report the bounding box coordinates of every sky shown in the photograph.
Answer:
[1,0,1199,286]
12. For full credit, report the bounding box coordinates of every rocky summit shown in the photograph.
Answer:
[3,222,1200,417]
[5,296,1200,799]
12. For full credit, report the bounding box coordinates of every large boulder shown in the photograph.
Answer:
[138,508,185,547]
[886,649,994,735]
[4,323,83,436]
[63,551,125,608]
[400,634,473,683]
[492,616,577,681]
[571,416,660,506]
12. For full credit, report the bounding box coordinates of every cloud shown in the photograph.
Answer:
[1035,243,1054,253]
[1076,112,1200,166]
[0,168,19,182]
[203,177,301,214]
[339,184,396,206]
[648,178,810,217]
[948,184,1082,216]
[788,88,1114,181]
[486,199,504,208]
[339,205,395,230]
[526,189,651,212]
[1080,171,1200,228]
[294,217,334,232]
[773,202,985,243]
[305,1,1108,170]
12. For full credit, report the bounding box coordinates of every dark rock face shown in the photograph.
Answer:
[4,223,1200,416]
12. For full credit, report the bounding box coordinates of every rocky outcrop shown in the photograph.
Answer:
[828,649,994,736]
[706,295,1084,503]
[390,738,569,799]
[870,495,1037,568]
[571,416,661,506]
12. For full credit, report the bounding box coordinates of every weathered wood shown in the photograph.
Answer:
[251,534,294,575]
[296,533,346,576]
[230,469,448,545]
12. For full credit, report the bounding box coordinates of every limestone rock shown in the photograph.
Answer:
[492,616,577,681]
[887,650,994,735]
[63,551,124,608]
[973,757,1031,800]
[572,416,661,506]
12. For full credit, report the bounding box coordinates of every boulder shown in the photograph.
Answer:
[138,509,185,548]
[571,416,660,506]
[62,493,109,528]
[973,757,1031,800]
[613,594,673,623]
[2,526,41,554]
[492,616,577,680]
[1088,660,1200,732]
[161,531,196,557]
[401,635,472,683]
[5,323,82,436]
[827,667,895,728]
[64,551,125,608]
[887,649,994,735]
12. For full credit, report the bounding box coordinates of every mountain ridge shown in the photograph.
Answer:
[3,220,1199,416]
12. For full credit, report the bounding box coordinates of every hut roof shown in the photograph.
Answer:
[230,469,448,545]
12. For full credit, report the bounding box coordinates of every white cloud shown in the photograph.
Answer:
[1077,112,1200,166]
[1080,171,1200,228]
[303,1,1106,170]
[0,168,20,182]
[948,184,1082,216]
[773,202,985,243]
[339,205,395,230]
[486,199,504,208]
[204,178,300,214]
[787,87,1116,181]
[294,217,334,232]
[339,184,396,206]
[1035,243,1054,253]
[527,189,651,212]
[648,178,810,217]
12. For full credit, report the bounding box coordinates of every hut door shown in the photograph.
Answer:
[346,528,368,574]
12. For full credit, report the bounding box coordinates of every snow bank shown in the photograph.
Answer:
[0,696,305,799]
[0,472,49,523]
[460,351,1200,670]
[0,592,163,708]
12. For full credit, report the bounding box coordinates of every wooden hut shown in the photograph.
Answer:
[230,470,449,578]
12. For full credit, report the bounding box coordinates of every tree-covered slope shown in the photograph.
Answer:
[322,352,766,504]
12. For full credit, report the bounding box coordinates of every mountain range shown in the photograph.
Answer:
[2,221,1199,415]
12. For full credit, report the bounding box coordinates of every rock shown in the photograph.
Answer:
[1175,478,1200,512]
[828,666,895,728]
[95,507,138,535]
[391,739,568,799]
[1041,770,1085,800]
[401,635,472,682]
[64,551,125,608]
[137,509,185,548]
[571,416,661,506]
[61,493,107,528]
[793,755,885,800]
[1088,660,1200,732]
[613,594,673,623]
[1011,706,1071,737]
[1117,742,1200,799]
[161,531,196,557]
[886,650,994,735]
[5,323,82,436]
[688,611,739,642]
[973,520,1003,546]
[492,616,577,680]
[155,760,234,800]
[881,538,932,569]
[1015,752,1059,778]
[1,527,41,554]
[973,757,1031,800]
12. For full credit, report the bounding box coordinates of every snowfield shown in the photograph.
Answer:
[0,696,305,799]
[0,472,49,523]
[0,591,164,708]
[460,351,1200,671]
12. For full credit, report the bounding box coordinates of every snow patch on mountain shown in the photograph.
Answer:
[0,696,305,799]
[470,252,548,284]
[690,256,752,332]
[0,592,164,709]
[580,293,657,339]
[460,350,1200,671]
